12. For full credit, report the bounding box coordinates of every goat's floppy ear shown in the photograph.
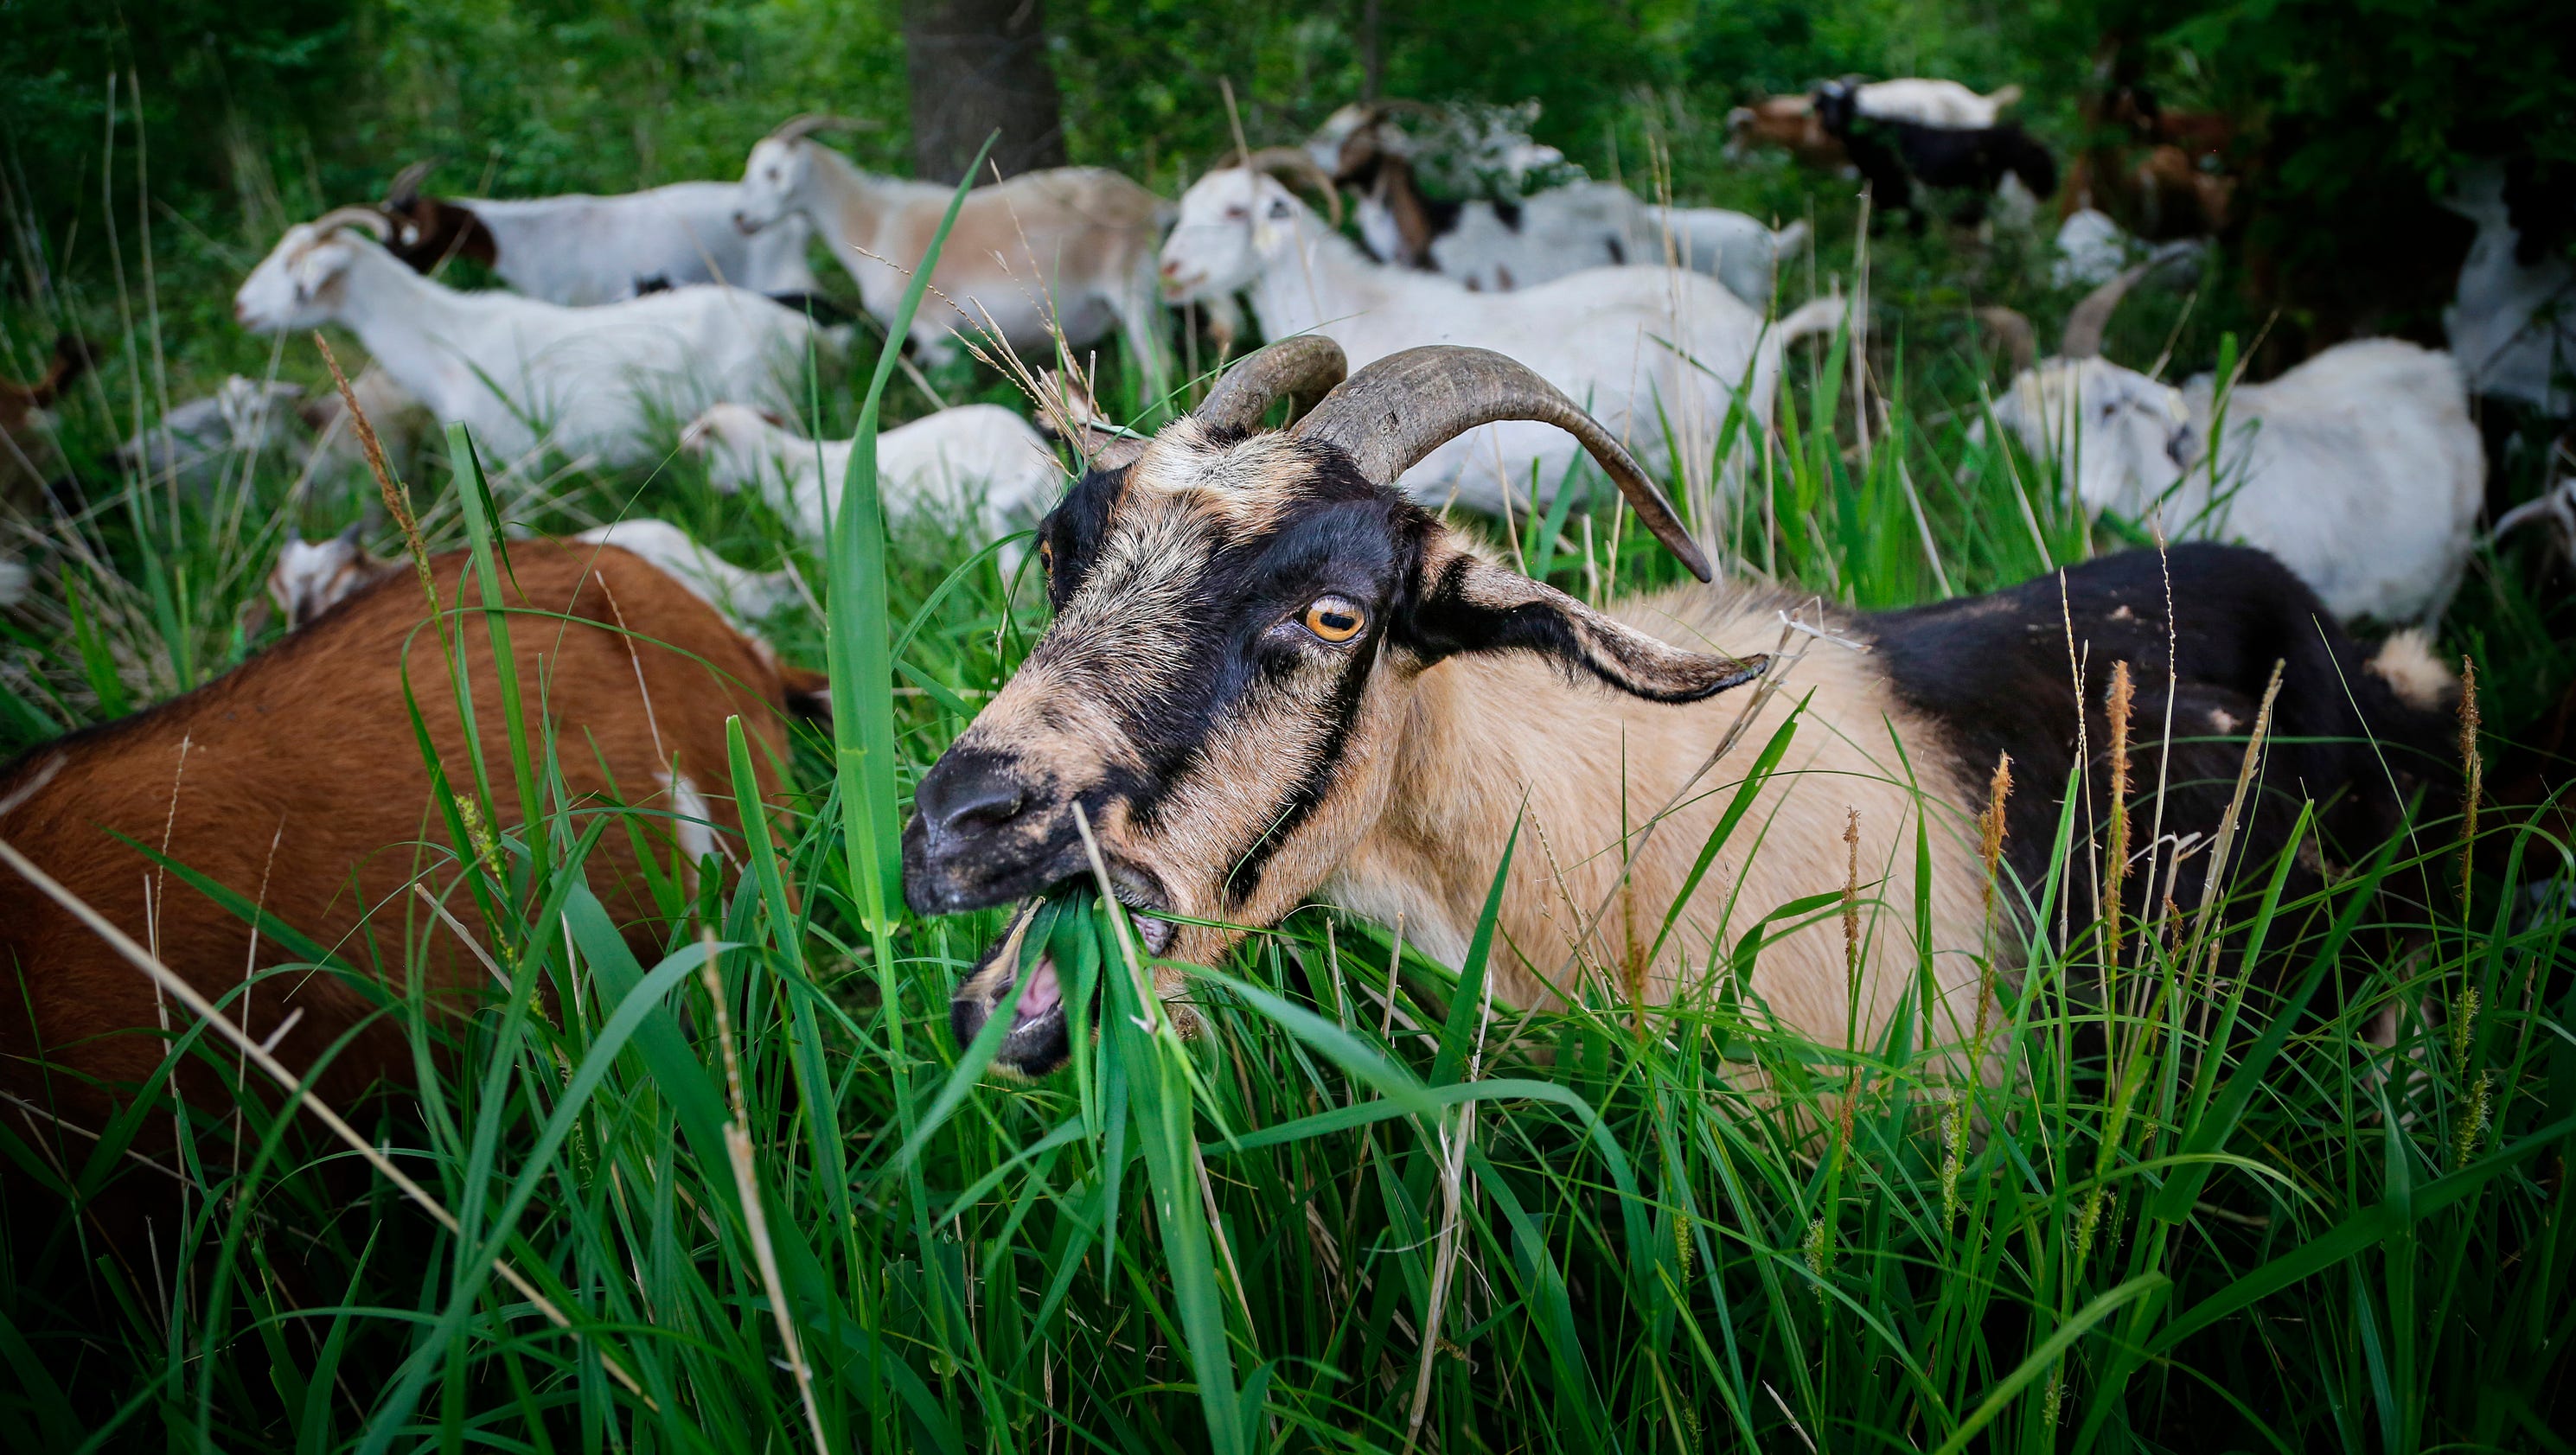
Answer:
[1400,538,1766,705]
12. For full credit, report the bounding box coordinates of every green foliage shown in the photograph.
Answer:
[3,4,2573,1449]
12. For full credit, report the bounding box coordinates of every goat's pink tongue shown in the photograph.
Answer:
[1013,955,1063,1028]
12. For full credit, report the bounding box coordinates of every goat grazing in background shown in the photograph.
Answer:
[732,115,1171,386]
[681,400,1064,546]
[1813,79,2057,228]
[1978,265,2485,623]
[899,339,2455,1078]
[1157,162,1845,514]
[376,160,825,306]
[233,208,831,470]
[1,541,812,1155]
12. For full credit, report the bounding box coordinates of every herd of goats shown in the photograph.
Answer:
[1,72,2571,1204]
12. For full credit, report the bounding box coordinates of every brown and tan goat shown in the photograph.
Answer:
[732,114,1171,384]
[0,541,810,1149]
[903,338,2456,1079]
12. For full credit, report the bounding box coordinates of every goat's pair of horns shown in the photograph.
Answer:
[770,112,880,144]
[1193,337,1714,582]
[1229,146,1345,227]
[311,206,393,239]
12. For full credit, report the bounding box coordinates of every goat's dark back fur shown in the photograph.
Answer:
[1866,544,2454,996]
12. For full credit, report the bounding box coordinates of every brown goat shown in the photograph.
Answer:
[0,541,810,1152]
[2,334,99,515]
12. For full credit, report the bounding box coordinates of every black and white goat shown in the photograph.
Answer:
[1812,80,2057,229]
[899,338,2454,1077]
[376,161,824,307]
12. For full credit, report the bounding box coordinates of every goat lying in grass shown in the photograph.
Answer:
[116,368,434,496]
[901,339,2455,1079]
[0,541,813,1153]
[681,400,1062,546]
[1978,265,2485,624]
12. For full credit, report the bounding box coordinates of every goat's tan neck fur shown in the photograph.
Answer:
[1325,584,1997,1053]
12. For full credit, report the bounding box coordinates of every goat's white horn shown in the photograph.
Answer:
[385,160,436,207]
[311,206,393,239]
[768,112,880,144]
[1289,344,1715,583]
[1238,146,1345,227]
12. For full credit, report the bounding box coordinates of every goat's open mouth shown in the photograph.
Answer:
[951,881,1177,1073]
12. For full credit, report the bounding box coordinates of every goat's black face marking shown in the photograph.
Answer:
[903,433,1429,928]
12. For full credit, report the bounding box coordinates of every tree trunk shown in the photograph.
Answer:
[902,0,1067,183]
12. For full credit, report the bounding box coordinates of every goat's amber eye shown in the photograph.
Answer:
[1302,596,1366,643]
[1037,539,1054,580]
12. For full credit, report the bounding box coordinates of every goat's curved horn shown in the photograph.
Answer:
[1291,346,1713,582]
[312,206,393,239]
[768,113,880,144]
[1972,306,2037,373]
[1240,146,1345,227]
[1193,335,1349,432]
[385,160,436,208]
[2061,261,2151,359]
[2493,479,2576,539]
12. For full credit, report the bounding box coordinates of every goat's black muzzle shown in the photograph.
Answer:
[902,747,1082,916]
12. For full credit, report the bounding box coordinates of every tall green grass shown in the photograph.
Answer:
[4,181,2573,1455]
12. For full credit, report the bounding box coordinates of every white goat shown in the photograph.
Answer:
[1980,267,2484,623]
[1157,165,1842,513]
[379,162,823,306]
[2441,160,2573,416]
[681,402,1062,544]
[1850,78,2024,130]
[731,116,1169,386]
[233,209,829,470]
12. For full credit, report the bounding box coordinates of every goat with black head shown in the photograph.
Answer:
[1813,80,2058,230]
[907,339,2455,1081]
